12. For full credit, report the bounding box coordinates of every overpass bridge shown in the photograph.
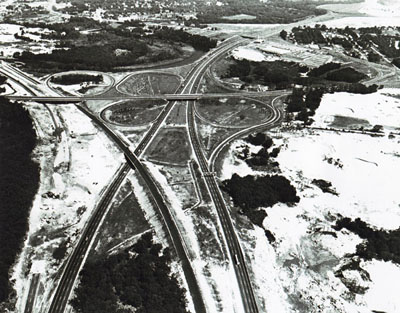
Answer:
[6,90,286,103]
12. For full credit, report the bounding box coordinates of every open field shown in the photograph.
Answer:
[146,127,191,165]
[189,205,227,263]
[195,119,243,159]
[313,89,400,133]
[102,99,166,126]
[117,72,182,96]
[329,115,370,129]
[158,165,198,210]
[200,70,241,94]
[166,101,188,126]
[196,97,272,127]
[89,181,151,258]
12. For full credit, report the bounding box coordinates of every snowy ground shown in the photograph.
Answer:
[320,0,400,18]
[219,89,400,312]
[313,89,400,134]
[11,103,124,313]
[231,46,268,62]
[322,16,400,28]
[0,23,56,57]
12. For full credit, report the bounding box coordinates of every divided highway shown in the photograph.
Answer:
[24,274,40,313]
[187,99,260,313]
[185,49,285,313]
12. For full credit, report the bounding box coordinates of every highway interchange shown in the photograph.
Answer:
[1,3,400,310]
[3,13,397,312]
[46,35,251,313]
[3,15,397,311]
[1,35,286,313]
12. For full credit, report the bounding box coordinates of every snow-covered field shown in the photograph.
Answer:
[220,89,400,312]
[313,89,400,133]
[322,16,400,28]
[0,24,22,43]
[0,23,56,57]
[318,0,400,27]
[320,0,400,17]
[231,46,267,62]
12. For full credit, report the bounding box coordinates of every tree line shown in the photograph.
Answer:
[225,59,309,89]
[50,74,103,85]
[151,26,217,51]
[14,20,217,71]
[0,97,39,303]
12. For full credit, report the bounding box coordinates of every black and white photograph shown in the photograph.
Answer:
[0,0,399,312]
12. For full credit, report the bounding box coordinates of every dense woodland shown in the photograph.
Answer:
[71,233,188,313]
[308,62,341,77]
[334,218,400,265]
[14,18,216,72]
[50,74,103,85]
[393,57,400,68]
[152,27,217,51]
[223,174,299,226]
[0,98,39,303]
[285,87,324,124]
[290,25,400,61]
[0,75,6,93]
[196,0,325,24]
[245,133,273,148]
[326,67,367,83]
[225,59,309,89]
[54,0,325,24]
[224,59,368,90]
[16,41,149,71]
[291,26,327,45]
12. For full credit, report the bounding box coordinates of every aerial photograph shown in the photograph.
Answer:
[0,0,399,312]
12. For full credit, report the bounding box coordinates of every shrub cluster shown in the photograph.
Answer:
[223,174,299,226]
[334,218,400,264]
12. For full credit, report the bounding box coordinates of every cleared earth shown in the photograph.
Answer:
[146,127,191,165]
[117,72,182,96]
[196,97,272,127]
